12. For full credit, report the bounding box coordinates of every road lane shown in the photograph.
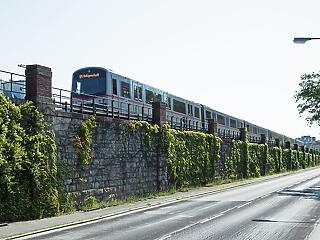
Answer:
[21,168,320,240]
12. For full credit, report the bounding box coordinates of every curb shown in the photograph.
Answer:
[4,167,318,240]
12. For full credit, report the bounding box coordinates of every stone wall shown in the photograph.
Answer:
[45,111,168,205]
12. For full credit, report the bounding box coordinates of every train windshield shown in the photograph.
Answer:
[72,69,106,96]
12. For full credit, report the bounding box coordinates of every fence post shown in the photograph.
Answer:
[25,64,54,114]
[92,98,96,115]
[111,100,114,118]
[70,94,73,112]
[128,104,131,120]
[141,106,144,121]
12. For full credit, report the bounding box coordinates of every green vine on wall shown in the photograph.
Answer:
[126,121,222,188]
[127,120,160,144]
[224,138,320,181]
[74,116,97,168]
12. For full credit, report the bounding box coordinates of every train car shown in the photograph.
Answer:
[71,66,297,144]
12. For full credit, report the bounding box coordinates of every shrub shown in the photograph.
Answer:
[0,95,59,222]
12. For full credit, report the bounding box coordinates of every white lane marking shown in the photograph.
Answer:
[157,222,199,240]
[259,193,271,199]
[199,213,224,224]
[237,201,252,209]
[220,206,237,214]
[158,235,171,240]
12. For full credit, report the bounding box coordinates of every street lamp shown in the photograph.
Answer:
[293,37,320,44]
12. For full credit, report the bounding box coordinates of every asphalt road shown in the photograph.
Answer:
[22,168,320,240]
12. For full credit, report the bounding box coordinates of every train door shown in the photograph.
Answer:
[132,81,143,117]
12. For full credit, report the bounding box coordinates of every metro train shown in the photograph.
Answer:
[71,67,299,145]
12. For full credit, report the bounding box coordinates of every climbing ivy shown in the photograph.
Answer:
[224,139,320,181]
[127,122,221,188]
[127,120,160,144]
[160,124,221,187]
[270,147,283,173]
[74,116,97,169]
[0,95,59,222]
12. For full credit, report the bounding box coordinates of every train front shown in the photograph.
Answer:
[71,67,108,105]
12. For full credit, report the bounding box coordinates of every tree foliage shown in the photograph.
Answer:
[295,72,320,125]
[0,95,59,222]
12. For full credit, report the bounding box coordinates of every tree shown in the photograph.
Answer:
[295,72,320,125]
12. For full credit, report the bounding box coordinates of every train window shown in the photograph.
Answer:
[167,97,172,110]
[134,85,142,100]
[173,99,186,114]
[155,93,162,102]
[76,81,81,93]
[146,89,154,104]
[217,115,225,125]
[188,104,193,115]
[206,110,211,119]
[194,107,200,118]
[120,81,130,98]
[112,78,117,95]
[212,113,217,120]
[230,119,237,128]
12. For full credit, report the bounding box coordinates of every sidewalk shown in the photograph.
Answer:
[0,169,315,240]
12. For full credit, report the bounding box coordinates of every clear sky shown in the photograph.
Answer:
[2,0,320,139]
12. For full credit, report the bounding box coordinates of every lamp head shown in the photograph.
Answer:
[293,38,312,44]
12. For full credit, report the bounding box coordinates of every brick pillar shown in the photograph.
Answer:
[260,134,266,144]
[285,141,291,149]
[207,118,218,135]
[152,102,167,127]
[25,65,54,113]
[275,138,280,147]
[239,128,247,141]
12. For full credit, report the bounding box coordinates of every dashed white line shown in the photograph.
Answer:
[259,193,271,199]
[158,234,171,240]
[200,213,224,224]
[237,201,252,209]
[220,206,237,214]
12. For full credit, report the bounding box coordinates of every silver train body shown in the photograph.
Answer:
[71,67,301,145]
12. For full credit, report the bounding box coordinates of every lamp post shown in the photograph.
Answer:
[293,37,320,44]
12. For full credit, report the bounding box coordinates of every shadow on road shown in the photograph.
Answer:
[277,186,320,200]
[252,219,317,224]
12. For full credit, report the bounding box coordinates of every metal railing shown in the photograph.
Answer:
[0,69,281,144]
[0,70,26,99]
[51,87,154,122]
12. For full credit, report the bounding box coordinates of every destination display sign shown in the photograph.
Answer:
[79,73,100,79]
